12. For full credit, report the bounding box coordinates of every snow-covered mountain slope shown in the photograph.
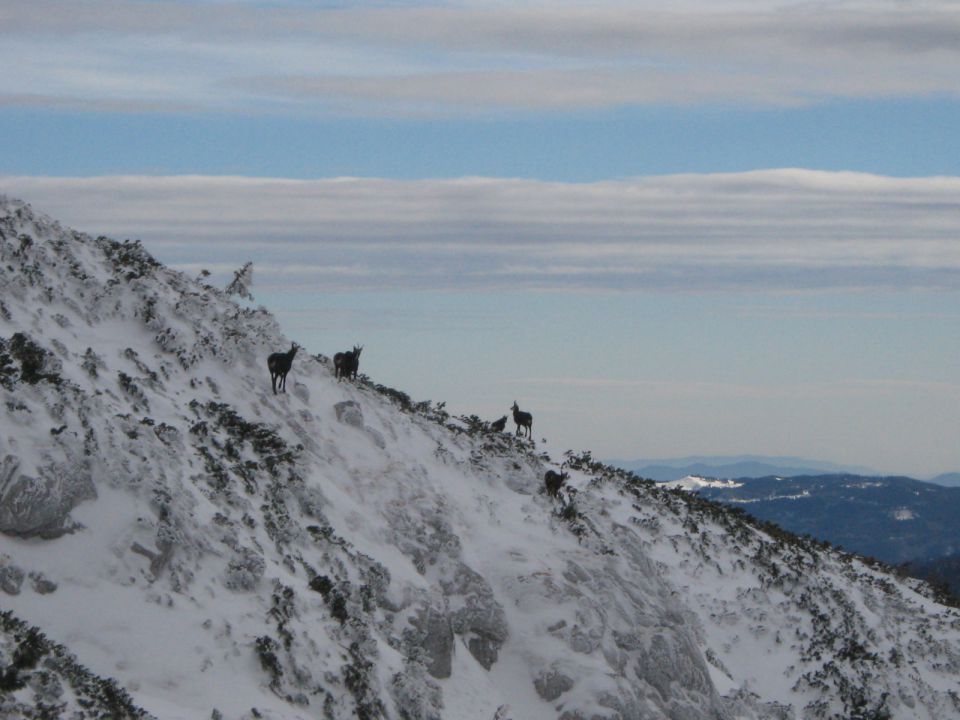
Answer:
[1,196,959,720]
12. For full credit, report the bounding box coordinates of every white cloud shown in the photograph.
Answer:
[3,1,960,113]
[3,170,959,292]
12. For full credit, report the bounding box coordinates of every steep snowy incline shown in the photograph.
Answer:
[1,196,959,720]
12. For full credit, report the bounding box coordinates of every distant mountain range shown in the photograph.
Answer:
[610,455,960,486]
[663,474,960,565]
[617,455,960,594]
[930,472,960,487]
[609,455,877,482]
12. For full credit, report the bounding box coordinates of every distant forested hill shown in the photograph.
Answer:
[667,474,960,565]
[611,455,876,482]
[906,553,960,600]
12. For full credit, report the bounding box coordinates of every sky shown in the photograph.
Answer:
[1,0,959,477]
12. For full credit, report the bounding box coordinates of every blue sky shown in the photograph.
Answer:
[3,99,960,180]
[2,0,959,476]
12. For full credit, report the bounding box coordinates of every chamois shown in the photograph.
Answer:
[334,344,363,381]
[267,342,298,395]
[544,464,569,498]
[510,401,533,438]
[489,415,507,433]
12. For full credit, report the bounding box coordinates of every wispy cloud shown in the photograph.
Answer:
[3,1,960,114]
[3,170,959,292]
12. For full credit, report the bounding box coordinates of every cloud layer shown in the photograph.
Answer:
[3,1,960,114]
[4,170,959,292]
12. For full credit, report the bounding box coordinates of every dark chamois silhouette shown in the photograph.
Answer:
[511,401,533,438]
[267,342,298,394]
[334,344,363,381]
[544,464,569,498]
[489,415,508,433]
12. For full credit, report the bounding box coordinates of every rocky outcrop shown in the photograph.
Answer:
[0,455,95,538]
[0,556,25,595]
[407,604,455,679]
[534,668,575,702]
[444,562,508,670]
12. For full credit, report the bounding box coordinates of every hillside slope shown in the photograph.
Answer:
[1,197,959,720]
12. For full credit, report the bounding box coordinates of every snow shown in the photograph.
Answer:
[663,475,744,491]
[724,490,811,503]
[2,196,960,720]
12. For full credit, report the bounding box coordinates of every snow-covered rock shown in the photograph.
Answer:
[1,196,960,719]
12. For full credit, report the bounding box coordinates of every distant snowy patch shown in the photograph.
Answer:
[893,508,917,521]
[663,476,744,491]
[721,490,813,504]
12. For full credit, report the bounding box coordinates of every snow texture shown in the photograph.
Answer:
[1,196,960,719]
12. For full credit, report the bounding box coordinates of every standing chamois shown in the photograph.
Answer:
[510,401,533,438]
[334,344,363,381]
[267,342,298,395]
[544,463,569,498]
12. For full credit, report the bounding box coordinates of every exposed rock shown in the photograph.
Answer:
[462,635,495,671]
[569,624,601,654]
[153,422,181,446]
[391,511,462,575]
[0,557,25,595]
[612,630,644,651]
[635,633,715,710]
[390,659,443,720]
[0,455,96,538]
[130,540,175,580]
[534,669,575,702]
[407,605,455,679]
[334,400,386,448]
[28,571,57,595]
[445,563,508,670]
[334,401,364,428]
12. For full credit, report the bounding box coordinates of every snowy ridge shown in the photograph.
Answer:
[1,196,959,719]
